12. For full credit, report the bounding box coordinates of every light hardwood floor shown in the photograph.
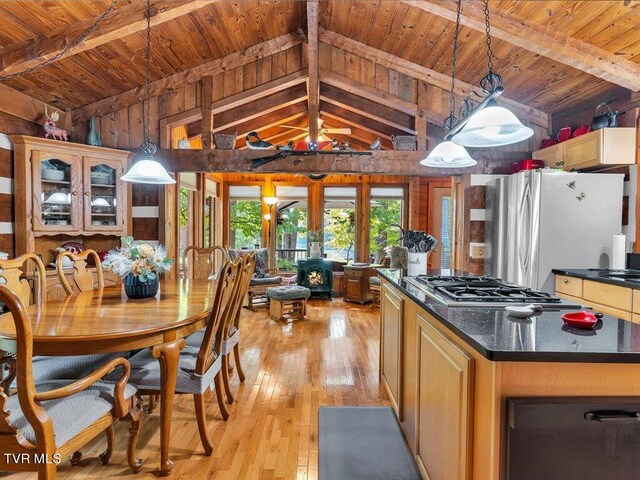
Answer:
[9,299,388,480]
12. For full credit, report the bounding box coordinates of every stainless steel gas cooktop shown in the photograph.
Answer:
[405,275,581,308]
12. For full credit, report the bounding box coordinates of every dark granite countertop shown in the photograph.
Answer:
[552,268,640,289]
[377,268,640,364]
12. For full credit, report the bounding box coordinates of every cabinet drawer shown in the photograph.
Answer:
[632,314,640,324]
[555,275,583,298]
[582,300,631,321]
[583,280,632,312]
[633,290,640,314]
[345,269,362,279]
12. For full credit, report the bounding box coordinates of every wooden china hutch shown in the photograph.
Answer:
[12,136,132,300]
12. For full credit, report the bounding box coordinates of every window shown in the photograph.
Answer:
[323,187,357,262]
[275,186,308,272]
[370,187,404,262]
[178,173,198,274]
[203,179,217,248]
[440,196,452,270]
[229,185,262,249]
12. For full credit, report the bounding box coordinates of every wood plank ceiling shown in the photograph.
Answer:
[0,0,639,152]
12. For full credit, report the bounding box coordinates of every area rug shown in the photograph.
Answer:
[318,406,421,480]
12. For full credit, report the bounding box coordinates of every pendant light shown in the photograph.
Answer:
[121,0,175,185]
[422,0,476,168]
[451,0,533,148]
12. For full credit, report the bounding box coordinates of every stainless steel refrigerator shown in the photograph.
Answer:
[485,170,624,293]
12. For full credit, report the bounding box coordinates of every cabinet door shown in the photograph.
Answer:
[564,132,600,170]
[32,150,82,232]
[346,278,361,300]
[532,144,563,168]
[83,156,126,232]
[381,285,403,418]
[416,315,473,480]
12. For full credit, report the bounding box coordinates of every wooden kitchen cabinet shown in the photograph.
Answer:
[533,128,635,171]
[415,313,473,480]
[555,275,583,298]
[555,275,633,321]
[380,282,404,418]
[532,143,563,168]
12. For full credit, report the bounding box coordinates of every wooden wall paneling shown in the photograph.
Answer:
[113,107,130,148]
[0,83,71,127]
[243,60,258,91]
[256,56,273,85]
[272,50,288,80]
[416,80,429,151]
[99,112,116,148]
[128,102,145,148]
[408,177,421,230]
[201,76,214,148]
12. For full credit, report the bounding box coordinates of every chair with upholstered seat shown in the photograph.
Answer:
[126,258,243,456]
[182,245,228,280]
[55,248,105,294]
[0,285,144,479]
[228,247,282,310]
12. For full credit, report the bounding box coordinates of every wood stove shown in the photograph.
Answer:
[297,258,333,299]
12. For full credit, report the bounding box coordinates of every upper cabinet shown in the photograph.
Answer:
[533,128,636,170]
[12,135,132,256]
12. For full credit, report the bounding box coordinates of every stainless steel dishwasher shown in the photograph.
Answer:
[507,397,640,480]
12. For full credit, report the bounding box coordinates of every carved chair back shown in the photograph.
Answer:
[195,257,243,375]
[56,249,104,295]
[182,245,228,280]
[0,253,46,306]
[226,252,256,338]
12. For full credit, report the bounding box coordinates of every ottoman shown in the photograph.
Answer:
[267,286,311,322]
[369,276,381,306]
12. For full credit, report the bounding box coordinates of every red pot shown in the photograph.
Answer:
[557,127,572,142]
[540,137,558,149]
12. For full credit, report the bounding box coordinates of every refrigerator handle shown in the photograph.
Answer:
[585,410,640,423]
[517,182,531,275]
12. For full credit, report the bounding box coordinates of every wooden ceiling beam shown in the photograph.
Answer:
[72,32,304,124]
[306,0,320,142]
[0,0,219,78]
[402,0,640,92]
[221,102,308,138]
[157,148,482,176]
[319,28,548,129]
[320,84,416,133]
[0,83,70,128]
[322,118,394,150]
[319,70,418,116]
[212,85,308,132]
[211,69,308,114]
[320,108,397,140]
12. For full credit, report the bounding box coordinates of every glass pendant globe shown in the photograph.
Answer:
[121,156,176,184]
[421,141,477,168]
[452,102,534,148]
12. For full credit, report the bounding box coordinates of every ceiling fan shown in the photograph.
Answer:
[279,117,351,136]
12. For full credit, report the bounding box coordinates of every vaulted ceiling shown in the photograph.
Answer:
[1,0,639,153]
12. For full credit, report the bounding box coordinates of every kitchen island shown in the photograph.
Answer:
[378,268,640,480]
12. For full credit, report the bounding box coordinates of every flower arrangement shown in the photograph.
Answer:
[104,236,173,283]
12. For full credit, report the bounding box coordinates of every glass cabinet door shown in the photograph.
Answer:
[83,157,124,231]
[31,150,81,232]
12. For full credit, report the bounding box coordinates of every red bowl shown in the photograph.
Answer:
[562,311,598,329]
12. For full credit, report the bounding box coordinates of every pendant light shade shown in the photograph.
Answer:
[451,100,534,148]
[421,141,477,168]
[120,0,175,185]
[121,156,175,184]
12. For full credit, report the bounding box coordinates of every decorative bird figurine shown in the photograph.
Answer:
[340,141,353,151]
[330,139,340,150]
[276,141,295,151]
[246,131,274,150]
[369,137,381,150]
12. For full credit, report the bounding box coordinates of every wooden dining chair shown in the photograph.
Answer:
[55,248,104,295]
[182,245,228,280]
[0,285,144,479]
[220,252,255,404]
[126,258,244,456]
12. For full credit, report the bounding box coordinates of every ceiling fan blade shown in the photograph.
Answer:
[279,125,309,131]
[321,128,352,135]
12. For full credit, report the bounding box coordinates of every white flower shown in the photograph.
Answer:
[137,244,155,258]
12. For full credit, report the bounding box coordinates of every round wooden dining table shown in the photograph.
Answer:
[0,279,217,476]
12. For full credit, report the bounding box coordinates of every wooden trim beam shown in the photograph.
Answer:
[319,28,548,129]
[0,83,70,127]
[402,0,640,92]
[320,70,418,116]
[212,85,308,132]
[211,70,308,114]
[0,0,219,78]
[72,32,304,124]
[416,80,428,151]
[201,76,214,148]
[307,0,320,142]
[156,149,483,176]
